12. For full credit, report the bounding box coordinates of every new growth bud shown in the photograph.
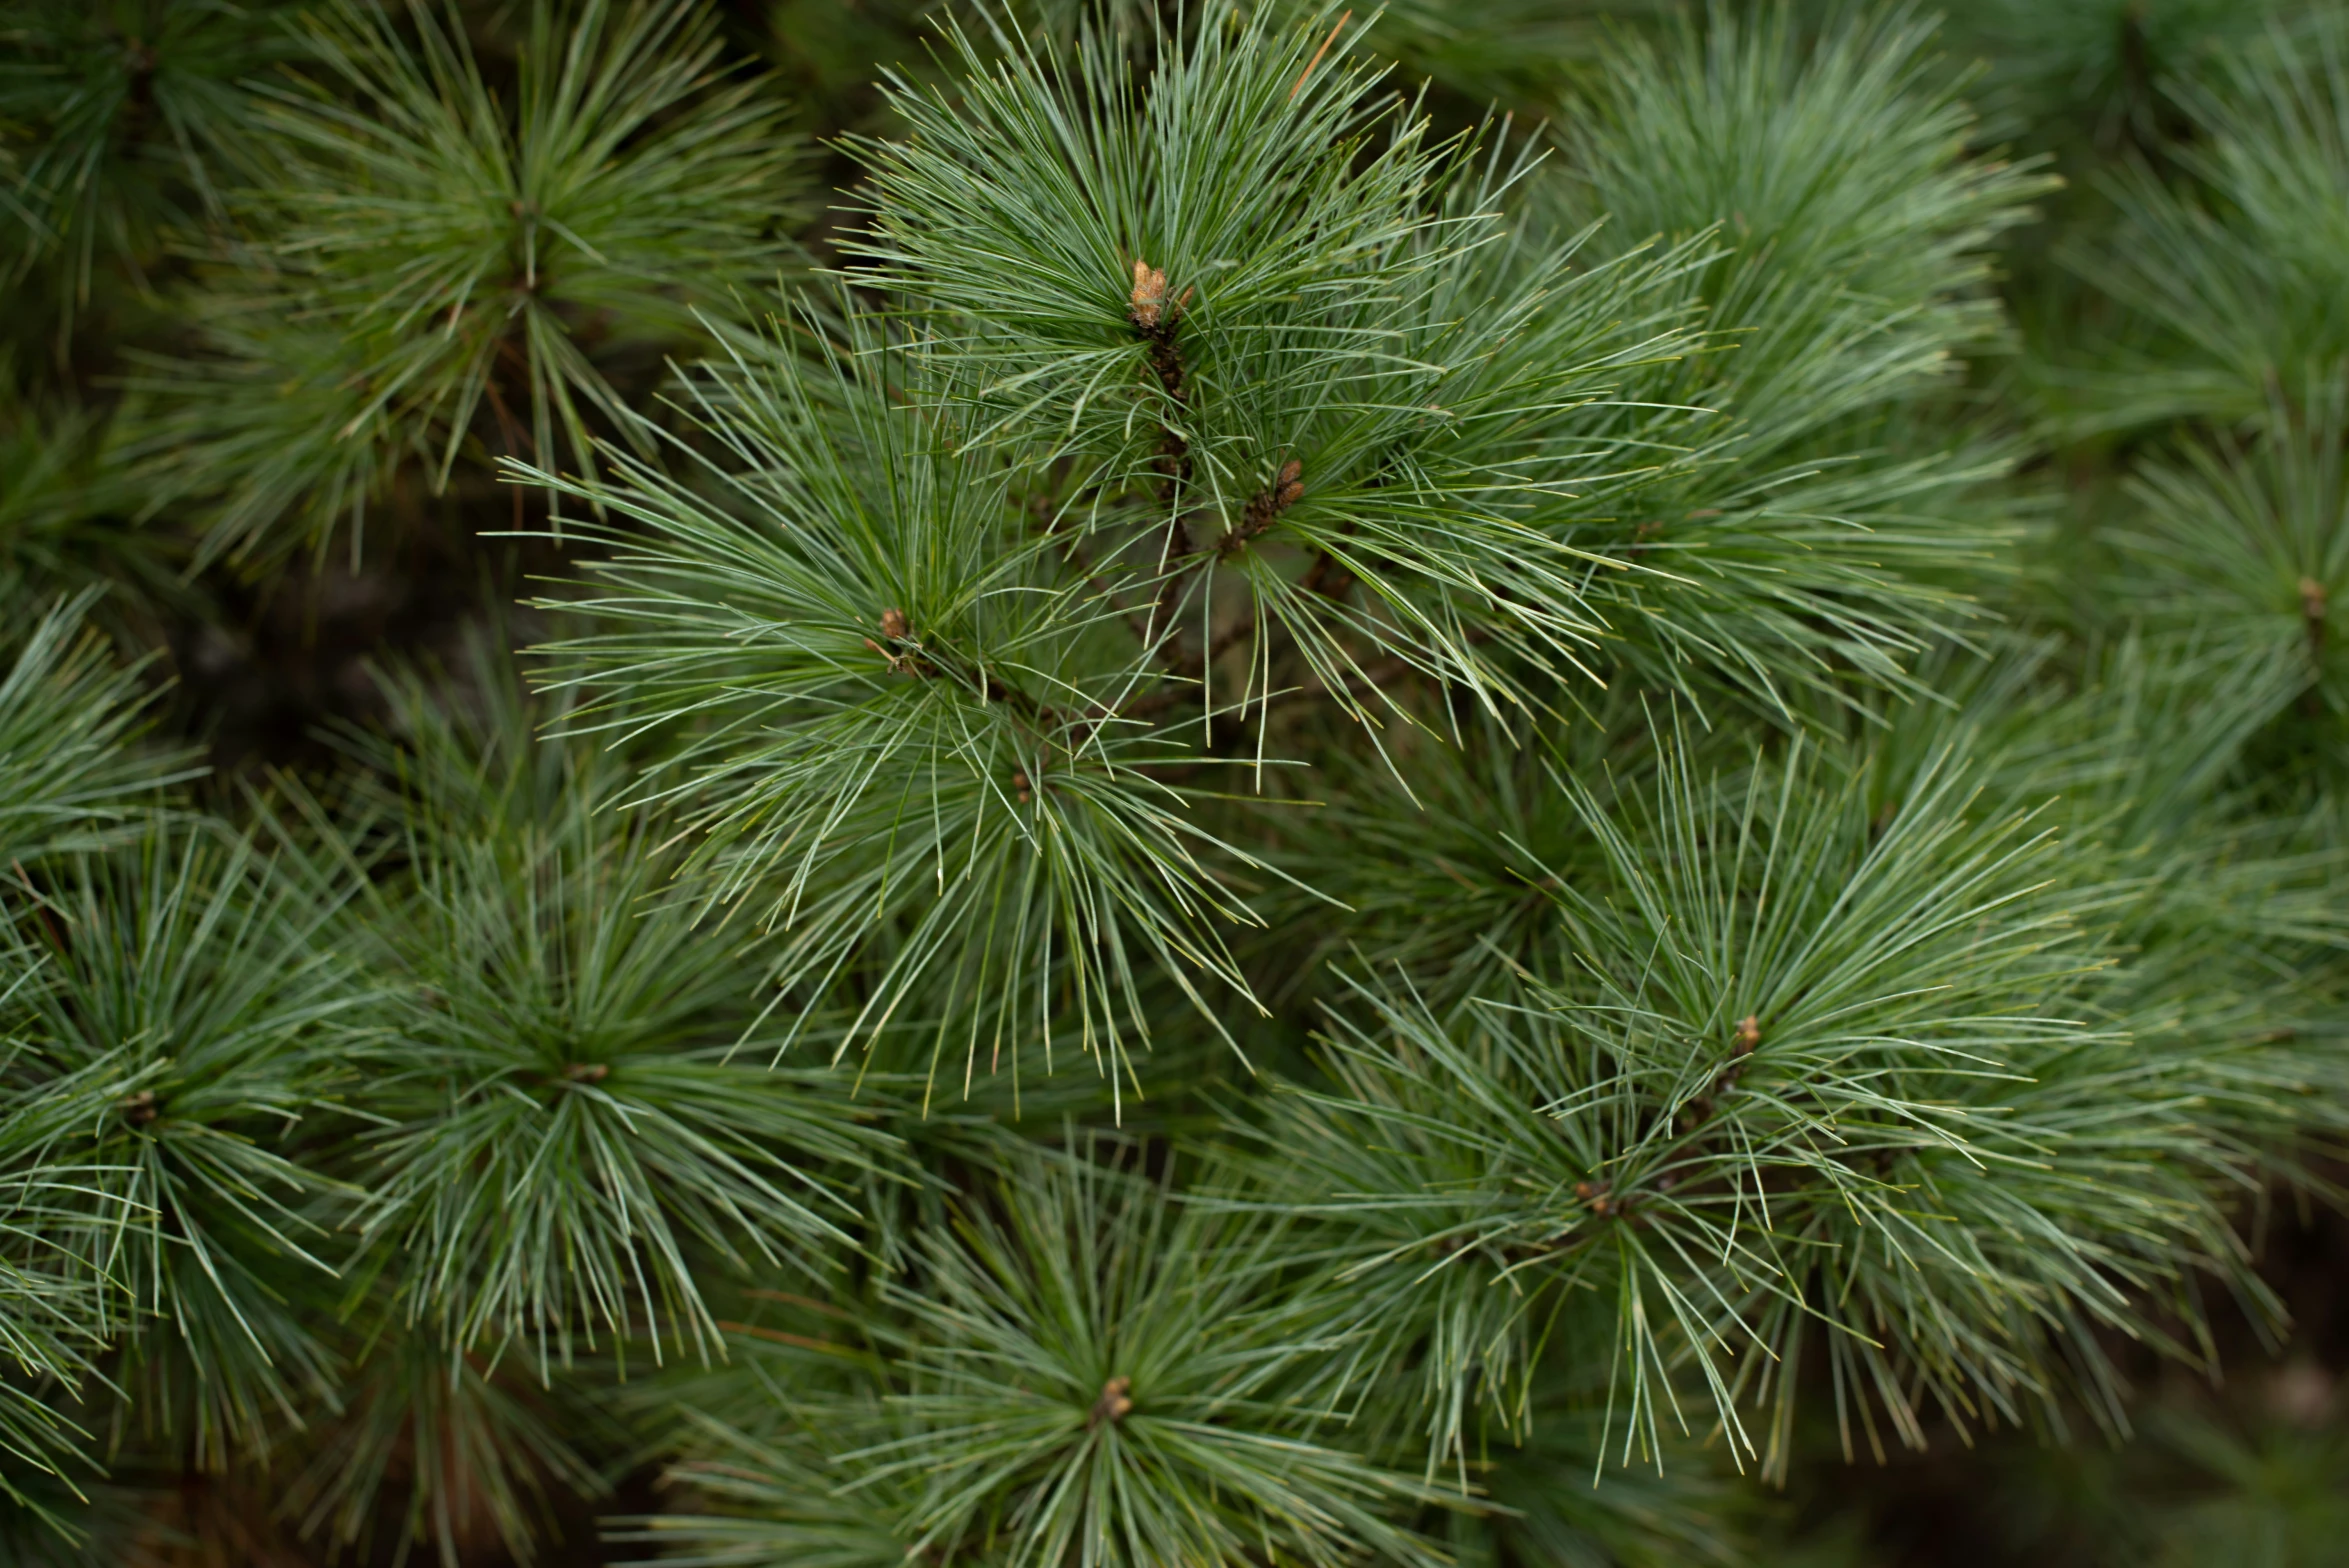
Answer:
[1089,1374,1134,1427]
[1128,259,1191,332]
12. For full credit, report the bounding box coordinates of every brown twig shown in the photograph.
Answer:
[1129,257,1202,655]
[1217,459,1304,558]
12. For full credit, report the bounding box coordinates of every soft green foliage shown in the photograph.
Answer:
[7,0,2349,1563]
[1451,1364,1748,1568]
[2061,12,2349,434]
[0,0,290,325]
[2113,380,2349,714]
[0,1093,113,1511]
[1560,5,2055,710]
[521,2,2063,1118]
[0,381,165,601]
[857,1142,1451,1566]
[1259,726,2260,1478]
[324,646,897,1373]
[844,10,1705,718]
[1349,0,1661,110]
[2140,1405,2349,1568]
[1572,8,2041,361]
[520,319,1281,1103]
[1954,0,2305,151]
[274,1316,609,1565]
[131,0,806,567]
[0,595,198,1513]
[630,1140,1462,1568]
[1,822,359,1471]
[0,596,194,870]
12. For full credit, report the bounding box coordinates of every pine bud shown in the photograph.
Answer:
[1089,1374,1134,1427]
[1128,261,1188,331]
[1130,259,1168,328]
[1734,1014,1761,1053]
[121,1089,158,1126]
[880,607,909,640]
[1274,457,1304,510]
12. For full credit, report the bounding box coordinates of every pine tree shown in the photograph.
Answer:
[4,3,2348,1565]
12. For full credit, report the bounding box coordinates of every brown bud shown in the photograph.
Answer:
[1734,1014,1761,1054]
[121,1089,158,1125]
[1089,1374,1134,1428]
[1274,460,1305,511]
[563,1063,610,1083]
[1130,259,1171,329]
[879,607,909,640]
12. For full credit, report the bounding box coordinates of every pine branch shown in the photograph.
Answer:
[852,1137,1462,1567]
[0,594,199,871]
[127,0,807,569]
[516,309,1296,1104]
[2,819,364,1469]
[1244,720,2255,1481]
[320,639,897,1377]
[2055,11,2349,436]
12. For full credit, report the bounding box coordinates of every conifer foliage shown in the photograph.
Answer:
[4,2,2348,1564]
